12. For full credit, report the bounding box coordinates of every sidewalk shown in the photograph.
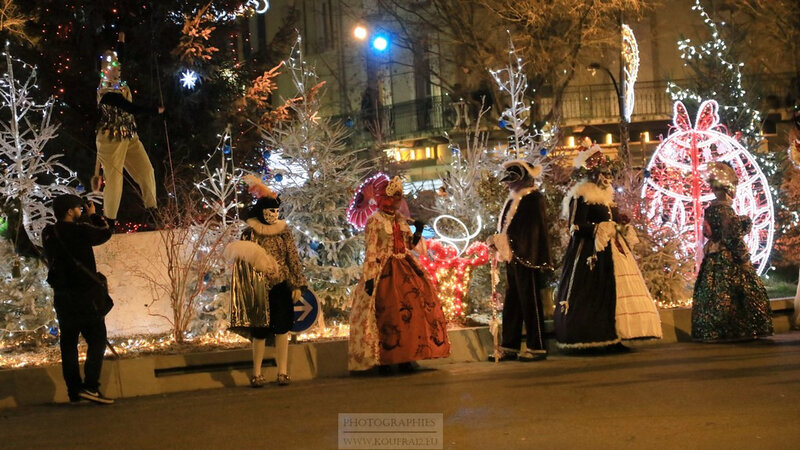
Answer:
[2,332,799,449]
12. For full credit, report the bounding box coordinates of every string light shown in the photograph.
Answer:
[0,326,350,370]
[418,240,489,322]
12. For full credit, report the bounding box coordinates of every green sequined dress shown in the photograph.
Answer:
[691,200,773,342]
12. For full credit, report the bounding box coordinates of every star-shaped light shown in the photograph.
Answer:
[180,69,199,90]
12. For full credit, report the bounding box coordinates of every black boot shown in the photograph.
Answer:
[144,208,162,230]
[104,217,116,232]
[398,362,416,373]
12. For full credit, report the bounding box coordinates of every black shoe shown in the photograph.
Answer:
[68,396,88,405]
[78,389,114,405]
[104,217,116,232]
[398,362,416,373]
[488,351,517,362]
[145,208,163,230]
[607,343,631,354]
[377,365,392,375]
[518,350,547,362]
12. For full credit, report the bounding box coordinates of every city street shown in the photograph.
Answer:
[3,332,799,449]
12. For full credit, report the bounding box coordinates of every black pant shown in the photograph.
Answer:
[58,314,107,400]
[502,263,546,352]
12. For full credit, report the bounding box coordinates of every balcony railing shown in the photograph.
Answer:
[537,80,673,125]
[330,73,797,146]
[331,96,455,147]
[537,73,797,126]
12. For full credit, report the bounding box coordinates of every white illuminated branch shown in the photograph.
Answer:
[0,45,93,246]
[621,24,639,122]
[195,125,240,226]
[489,34,530,156]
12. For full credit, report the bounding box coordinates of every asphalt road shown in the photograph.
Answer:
[3,333,800,449]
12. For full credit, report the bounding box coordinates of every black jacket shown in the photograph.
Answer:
[42,214,112,292]
[499,189,552,269]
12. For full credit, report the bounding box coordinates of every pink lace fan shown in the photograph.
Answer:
[347,172,410,230]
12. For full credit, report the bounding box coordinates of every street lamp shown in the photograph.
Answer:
[353,25,368,41]
[588,62,631,171]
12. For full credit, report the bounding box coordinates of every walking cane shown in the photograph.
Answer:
[489,253,501,364]
[105,340,120,359]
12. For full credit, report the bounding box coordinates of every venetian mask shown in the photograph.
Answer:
[262,207,280,224]
[378,194,401,213]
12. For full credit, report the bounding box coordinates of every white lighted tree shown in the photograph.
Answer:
[0,45,92,249]
[258,36,370,314]
[195,125,241,227]
[489,34,557,165]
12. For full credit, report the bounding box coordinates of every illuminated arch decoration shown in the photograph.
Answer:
[641,99,774,275]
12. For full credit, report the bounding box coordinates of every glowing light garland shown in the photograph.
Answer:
[641,100,775,275]
[0,326,350,370]
[621,24,639,122]
[667,0,762,140]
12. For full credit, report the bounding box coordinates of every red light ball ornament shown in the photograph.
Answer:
[641,100,774,274]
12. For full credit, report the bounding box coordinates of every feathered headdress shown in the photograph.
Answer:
[572,137,604,169]
[242,174,278,199]
[384,176,404,197]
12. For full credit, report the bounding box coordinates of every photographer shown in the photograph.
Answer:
[42,194,114,404]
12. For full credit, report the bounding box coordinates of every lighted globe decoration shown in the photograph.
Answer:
[641,100,774,274]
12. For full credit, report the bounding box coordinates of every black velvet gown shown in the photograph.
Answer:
[554,195,619,348]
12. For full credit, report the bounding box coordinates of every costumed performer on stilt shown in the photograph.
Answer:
[348,176,451,373]
[94,32,164,228]
[224,176,308,387]
[691,162,773,342]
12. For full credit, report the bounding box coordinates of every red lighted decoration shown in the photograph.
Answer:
[418,239,490,322]
[641,100,774,274]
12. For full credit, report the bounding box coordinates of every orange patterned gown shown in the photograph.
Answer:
[348,211,451,370]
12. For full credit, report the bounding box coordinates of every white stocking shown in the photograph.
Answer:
[252,338,266,377]
[275,333,289,375]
